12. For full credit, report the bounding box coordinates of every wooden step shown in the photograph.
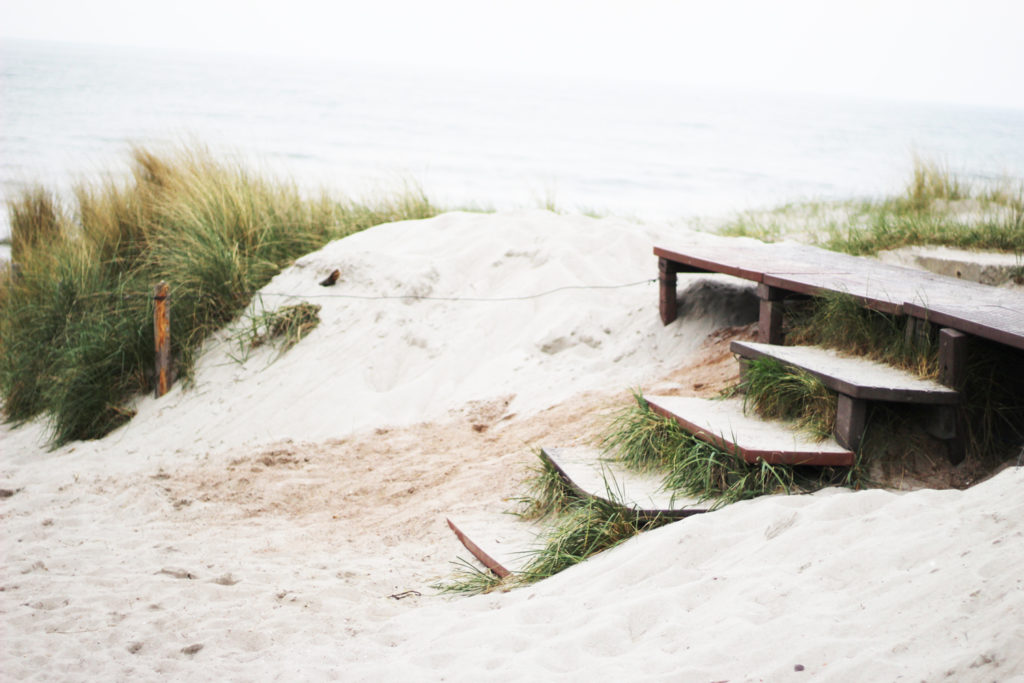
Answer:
[730,340,959,404]
[446,513,539,578]
[643,395,855,466]
[540,446,708,518]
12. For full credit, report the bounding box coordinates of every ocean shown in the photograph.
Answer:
[3,37,1024,246]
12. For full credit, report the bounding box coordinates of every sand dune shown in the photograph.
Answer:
[1,211,1021,681]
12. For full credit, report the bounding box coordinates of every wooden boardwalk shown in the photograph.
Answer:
[655,242,1024,350]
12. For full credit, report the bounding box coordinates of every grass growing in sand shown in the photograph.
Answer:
[229,301,322,363]
[785,292,939,378]
[720,158,1024,255]
[737,357,836,441]
[513,449,580,521]
[435,558,507,596]
[517,495,671,583]
[0,146,440,445]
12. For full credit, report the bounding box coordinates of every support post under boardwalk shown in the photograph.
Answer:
[936,327,968,464]
[757,283,786,345]
[835,394,867,452]
[938,328,968,389]
[658,257,678,325]
[153,282,171,398]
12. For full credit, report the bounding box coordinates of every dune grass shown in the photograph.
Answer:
[229,301,322,364]
[720,158,1024,256]
[434,557,507,595]
[514,449,580,521]
[0,145,439,446]
[786,291,939,378]
[738,357,836,440]
[518,495,670,583]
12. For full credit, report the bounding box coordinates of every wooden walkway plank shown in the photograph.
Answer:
[540,446,708,518]
[731,341,959,404]
[644,395,855,466]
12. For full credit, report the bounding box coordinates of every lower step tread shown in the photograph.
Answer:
[541,446,708,517]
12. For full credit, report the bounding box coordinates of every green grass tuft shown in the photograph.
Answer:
[599,392,687,472]
[433,558,507,596]
[518,495,670,582]
[739,357,836,440]
[904,157,969,209]
[514,449,580,521]
[717,158,1024,255]
[786,292,938,378]
[230,301,321,363]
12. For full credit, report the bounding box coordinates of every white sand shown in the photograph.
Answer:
[2,210,1022,681]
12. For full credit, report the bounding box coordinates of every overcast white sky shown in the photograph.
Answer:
[2,0,1023,110]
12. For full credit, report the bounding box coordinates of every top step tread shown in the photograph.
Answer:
[644,395,855,466]
[731,340,959,404]
[541,446,707,517]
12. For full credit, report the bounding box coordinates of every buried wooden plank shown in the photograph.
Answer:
[730,340,959,404]
[540,446,707,518]
[644,395,855,466]
[446,514,538,578]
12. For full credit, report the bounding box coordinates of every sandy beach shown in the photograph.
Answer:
[2,210,1022,681]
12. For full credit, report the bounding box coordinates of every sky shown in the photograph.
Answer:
[1,0,1023,109]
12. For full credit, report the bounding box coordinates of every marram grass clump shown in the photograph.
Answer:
[434,557,506,596]
[0,145,440,446]
[518,495,671,583]
[514,448,580,521]
[739,357,837,440]
[719,158,1024,255]
[786,291,938,378]
[230,301,322,363]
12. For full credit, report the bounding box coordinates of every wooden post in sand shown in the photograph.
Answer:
[153,281,171,398]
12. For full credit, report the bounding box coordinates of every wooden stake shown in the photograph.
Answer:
[153,281,170,398]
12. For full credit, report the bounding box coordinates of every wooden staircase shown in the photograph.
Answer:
[730,341,960,452]
[445,238,1016,579]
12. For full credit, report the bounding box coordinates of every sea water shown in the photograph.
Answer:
[3,37,1024,247]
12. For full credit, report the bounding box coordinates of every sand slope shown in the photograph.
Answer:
[1,211,1022,681]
